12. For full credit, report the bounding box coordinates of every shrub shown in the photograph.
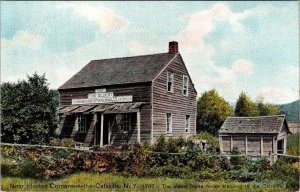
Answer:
[287,134,300,156]
[151,136,188,153]
[20,158,38,178]
[0,159,20,176]
[150,164,191,178]
[262,158,300,190]
[49,137,61,146]
[151,136,167,152]
[229,147,248,170]
[192,133,219,153]
[49,138,76,148]
[61,138,75,148]
[188,153,212,171]
[249,158,270,173]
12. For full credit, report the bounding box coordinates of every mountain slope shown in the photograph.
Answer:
[279,100,299,122]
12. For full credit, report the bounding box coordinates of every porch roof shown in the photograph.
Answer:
[58,105,80,114]
[58,102,147,115]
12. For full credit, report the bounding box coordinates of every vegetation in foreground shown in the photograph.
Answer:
[1,173,289,192]
[1,134,299,191]
[287,134,300,156]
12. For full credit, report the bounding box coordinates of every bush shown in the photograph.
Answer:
[192,133,219,153]
[49,138,76,148]
[151,136,188,153]
[262,158,300,190]
[229,147,248,170]
[61,138,76,148]
[0,159,20,176]
[20,159,38,178]
[150,164,191,178]
[249,158,270,173]
[287,134,300,156]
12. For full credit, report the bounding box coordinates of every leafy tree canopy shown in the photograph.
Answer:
[256,96,280,116]
[235,92,259,117]
[197,89,233,136]
[1,73,58,144]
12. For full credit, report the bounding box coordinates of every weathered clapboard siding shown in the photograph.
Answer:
[59,82,151,106]
[140,104,152,143]
[222,136,231,152]
[58,43,198,147]
[247,136,260,155]
[232,136,245,152]
[221,135,278,157]
[263,136,273,154]
[152,54,197,141]
[59,83,152,145]
[219,115,290,163]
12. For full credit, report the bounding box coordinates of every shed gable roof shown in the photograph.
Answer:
[58,53,177,90]
[219,115,289,134]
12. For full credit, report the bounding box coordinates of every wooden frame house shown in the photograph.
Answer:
[219,115,291,163]
[57,42,197,147]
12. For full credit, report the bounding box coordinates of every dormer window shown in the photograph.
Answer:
[183,75,189,96]
[167,71,174,92]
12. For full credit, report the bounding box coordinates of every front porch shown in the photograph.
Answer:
[58,102,145,147]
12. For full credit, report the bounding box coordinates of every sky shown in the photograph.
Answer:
[1,1,299,104]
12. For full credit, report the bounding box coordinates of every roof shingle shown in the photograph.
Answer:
[219,115,288,134]
[58,53,177,90]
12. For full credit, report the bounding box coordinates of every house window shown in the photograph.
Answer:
[120,113,132,132]
[166,113,172,134]
[183,75,189,96]
[167,72,174,92]
[185,115,190,133]
[77,114,87,132]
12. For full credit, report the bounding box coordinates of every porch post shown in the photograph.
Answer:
[137,110,141,143]
[92,113,97,146]
[100,113,104,147]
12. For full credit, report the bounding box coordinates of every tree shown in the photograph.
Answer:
[235,92,259,117]
[256,96,280,116]
[1,73,58,144]
[197,89,234,136]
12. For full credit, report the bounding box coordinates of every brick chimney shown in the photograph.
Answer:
[169,41,178,54]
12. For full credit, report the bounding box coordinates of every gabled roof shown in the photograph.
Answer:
[219,115,290,134]
[58,53,177,90]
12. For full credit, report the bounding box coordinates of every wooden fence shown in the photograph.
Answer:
[1,142,299,163]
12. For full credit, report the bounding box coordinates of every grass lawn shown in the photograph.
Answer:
[1,173,288,192]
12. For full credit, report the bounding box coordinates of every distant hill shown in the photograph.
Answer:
[279,100,299,122]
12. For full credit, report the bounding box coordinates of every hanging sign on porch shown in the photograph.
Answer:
[88,92,114,98]
[95,88,106,93]
[72,95,133,105]
[72,88,132,105]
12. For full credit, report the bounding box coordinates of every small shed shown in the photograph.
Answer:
[219,115,291,163]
